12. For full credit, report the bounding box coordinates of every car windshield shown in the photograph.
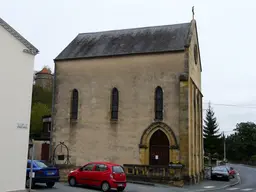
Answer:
[34,160,48,168]
[112,166,124,173]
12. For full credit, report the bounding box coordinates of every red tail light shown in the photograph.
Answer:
[35,170,44,176]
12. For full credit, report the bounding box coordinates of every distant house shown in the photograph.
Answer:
[34,67,53,90]
[29,115,52,161]
[0,17,39,192]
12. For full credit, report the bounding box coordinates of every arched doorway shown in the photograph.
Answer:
[149,129,170,165]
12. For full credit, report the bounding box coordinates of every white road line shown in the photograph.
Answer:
[137,185,151,189]
[241,189,254,191]
[204,186,215,188]
[226,187,239,190]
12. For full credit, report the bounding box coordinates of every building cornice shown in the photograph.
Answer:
[0,17,39,55]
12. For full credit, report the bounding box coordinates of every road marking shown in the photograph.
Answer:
[204,186,215,188]
[138,186,148,189]
[226,187,239,190]
[241,189,254,191]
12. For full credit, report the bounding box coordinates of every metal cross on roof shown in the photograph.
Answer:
[192,6,195,20]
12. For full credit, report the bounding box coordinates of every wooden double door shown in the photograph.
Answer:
[149,130,170,165]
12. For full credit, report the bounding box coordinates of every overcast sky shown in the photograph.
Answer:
[1,0,256,134]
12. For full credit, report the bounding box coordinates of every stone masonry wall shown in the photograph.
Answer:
[52,52,185,166]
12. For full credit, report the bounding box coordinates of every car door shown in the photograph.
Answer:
[93,164,108,186]
[77,163,95,186]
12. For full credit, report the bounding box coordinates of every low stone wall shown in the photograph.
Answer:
[57,165,208,186]
[57,165,78,182]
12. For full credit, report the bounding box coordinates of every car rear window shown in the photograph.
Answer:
[213,167,227,172]
[34,160,48,168]
[112,166,124,173]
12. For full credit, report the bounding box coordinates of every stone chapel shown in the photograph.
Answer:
[52,19,203,183]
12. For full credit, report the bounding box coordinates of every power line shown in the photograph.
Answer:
[203,102,256,109]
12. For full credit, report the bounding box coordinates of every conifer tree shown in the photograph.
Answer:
[203,103,222,157]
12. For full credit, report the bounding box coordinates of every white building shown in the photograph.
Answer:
[0,17,39,192]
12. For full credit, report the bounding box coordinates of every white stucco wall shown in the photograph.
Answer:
[0,25,35,192]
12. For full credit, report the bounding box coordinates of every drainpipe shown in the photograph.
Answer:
[49,64,56,164]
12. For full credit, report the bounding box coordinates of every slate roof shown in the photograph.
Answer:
[0,17,39,55]
[55,22,192,61]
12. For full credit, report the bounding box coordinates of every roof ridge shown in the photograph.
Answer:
[0,17,39,55]
[78,22,191,35]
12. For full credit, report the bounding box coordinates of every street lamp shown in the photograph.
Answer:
[223,131,226,162]
[222,130,235,162]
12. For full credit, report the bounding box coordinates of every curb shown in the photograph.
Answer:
[59,174,241,190]
[210,174,241,191]
[127,180,155,186]
[59,178,68,182]
[59,178,156,186]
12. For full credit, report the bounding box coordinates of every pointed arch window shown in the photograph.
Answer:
[71,89,79,120]
[111,88,119,120]
[155,86,163,120]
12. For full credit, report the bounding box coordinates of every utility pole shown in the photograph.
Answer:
[223,131,226,162]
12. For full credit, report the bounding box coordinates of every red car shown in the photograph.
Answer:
[68,162,126,192]
[228,166,236,178]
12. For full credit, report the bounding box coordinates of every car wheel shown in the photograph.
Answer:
[101,181,110,192]
[69,177,77,187]
[46,182,55,188]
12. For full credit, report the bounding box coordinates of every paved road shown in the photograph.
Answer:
[32,164,256,192]
[216,164,256,192]
[32,182,186,192]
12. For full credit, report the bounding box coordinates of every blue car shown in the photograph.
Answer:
[26,160,60,188]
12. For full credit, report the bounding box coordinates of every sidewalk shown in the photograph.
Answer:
[128,174,240,192]
[183,175,240,192]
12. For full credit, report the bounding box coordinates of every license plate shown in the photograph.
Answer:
[29,172,35,178]
[217,175,222,177]
[47,172,54,175]
[118,184,123,187]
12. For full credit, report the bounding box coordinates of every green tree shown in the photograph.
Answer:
[203,103,222,158]
[226,122,256,162]
[30,84,52,137]
[30,102,51,136]
[32,85,52,108]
